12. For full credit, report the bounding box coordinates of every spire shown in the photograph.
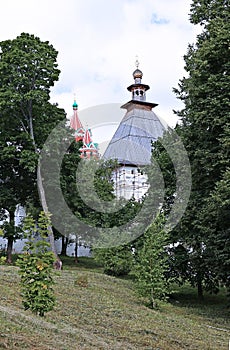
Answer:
[68,95,99,159]
[69,97,85,142]
[121,60,158,110]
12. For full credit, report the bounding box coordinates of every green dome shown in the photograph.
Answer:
[73,100,78,109]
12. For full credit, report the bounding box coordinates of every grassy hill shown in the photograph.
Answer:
[0,257,229,349]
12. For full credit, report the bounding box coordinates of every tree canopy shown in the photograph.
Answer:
[0,33,66,262]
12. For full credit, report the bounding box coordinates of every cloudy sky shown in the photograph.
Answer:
[1,0,200,143]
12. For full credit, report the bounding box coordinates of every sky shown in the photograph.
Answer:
[0,0,200,147]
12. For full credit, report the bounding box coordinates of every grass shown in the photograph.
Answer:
[61,256,104,273]
[0,257,229,350]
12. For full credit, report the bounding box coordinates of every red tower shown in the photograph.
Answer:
[69,99,85,142]
[69,99,99,159]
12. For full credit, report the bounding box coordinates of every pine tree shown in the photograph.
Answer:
[17,212,56,317]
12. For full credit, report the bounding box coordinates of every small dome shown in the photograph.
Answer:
[73,100,78,109]
[133,68,143,79]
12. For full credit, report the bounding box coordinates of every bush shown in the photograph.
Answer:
[0,256,6,264]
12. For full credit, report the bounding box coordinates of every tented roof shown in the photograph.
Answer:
[103,106,166,166]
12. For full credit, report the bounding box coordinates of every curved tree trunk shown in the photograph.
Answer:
[27,99,62,269]
[37,163,62,269]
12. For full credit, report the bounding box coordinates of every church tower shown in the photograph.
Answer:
[69,99,85,142]
[103,60,166,200]
[69,98,99,159]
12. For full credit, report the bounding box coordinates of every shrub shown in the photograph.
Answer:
[0,256,6,265]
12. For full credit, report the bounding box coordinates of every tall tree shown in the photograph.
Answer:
[0,33,65,264]
[172,0,230,297]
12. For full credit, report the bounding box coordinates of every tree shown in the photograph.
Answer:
[172,0,230,298]
[16,212,56,316]
[132,215,170,308]
[0,33,65,264]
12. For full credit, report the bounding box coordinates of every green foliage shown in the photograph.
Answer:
[94,244,133,277]
[165,0,230,299]
[201,168,230,300]
[132,215,170,308]
[0,256,7,264]
[16,212,56,316]
[190,0,229,25]
[59,150,141,247]
[0,32,66,261]
[0,220,22,240]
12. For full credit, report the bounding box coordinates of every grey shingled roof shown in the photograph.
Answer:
[103,107,166,166]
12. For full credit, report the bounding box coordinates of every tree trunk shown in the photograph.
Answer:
[74,236,78,263]
[197,272,204,300]
[61,236,68,256]
[150,287,156,309]
[37,163,61,269]
[6,235,14,264]
[28,106,61,269]
[6,210,16,264]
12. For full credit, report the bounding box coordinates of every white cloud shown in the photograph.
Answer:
[1,0,200,130]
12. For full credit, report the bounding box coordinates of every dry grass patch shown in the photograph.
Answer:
[0,263,229,349]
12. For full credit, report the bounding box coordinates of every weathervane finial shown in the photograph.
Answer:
[135,55,139,69]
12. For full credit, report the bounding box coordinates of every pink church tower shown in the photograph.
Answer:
[69,98,99,159]
[69,99,85,142]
